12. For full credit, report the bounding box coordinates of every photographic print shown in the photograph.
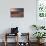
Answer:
[10,8,24,17]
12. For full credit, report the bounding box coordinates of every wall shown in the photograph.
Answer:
[0,0,36,42]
